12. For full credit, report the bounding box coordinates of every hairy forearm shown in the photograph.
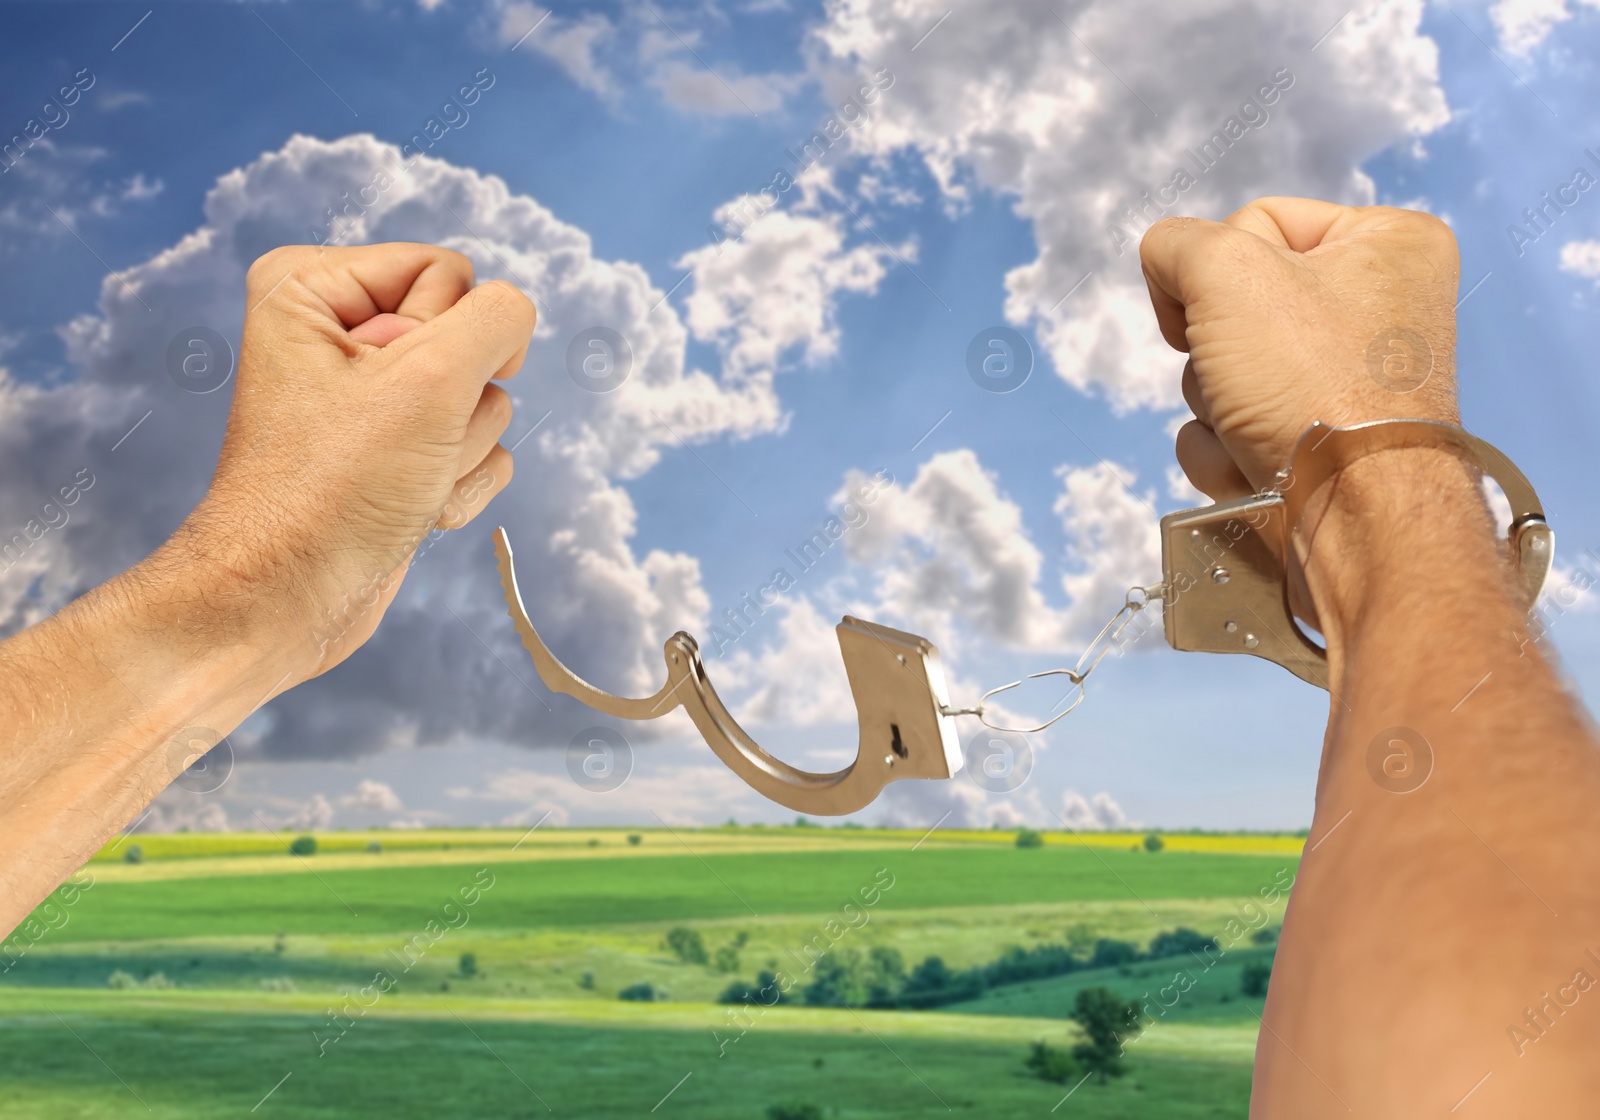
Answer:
[0,244,520,936]
[0,522,302,934]
[1254,451,1600,1116]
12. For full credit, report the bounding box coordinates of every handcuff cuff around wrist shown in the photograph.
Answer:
[493,418,1552,816]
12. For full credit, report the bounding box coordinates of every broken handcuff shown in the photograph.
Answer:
[494,419,1552,815]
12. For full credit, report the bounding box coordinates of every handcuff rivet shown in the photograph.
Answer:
[1243,633,1260,650]
[1212,567,1230,584]
[1224,621,1237,633]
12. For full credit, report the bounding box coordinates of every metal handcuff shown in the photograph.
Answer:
[493,419,1553,815]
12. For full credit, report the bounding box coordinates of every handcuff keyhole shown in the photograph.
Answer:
[890,723,908,759]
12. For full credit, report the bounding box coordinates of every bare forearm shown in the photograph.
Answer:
[0,246,528,936]
[0,525,299,933]
[1255,452,1600,1116]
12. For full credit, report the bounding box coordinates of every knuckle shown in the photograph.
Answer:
[246,245,309,285]
[489,444,514,480]
[1139,216,1192,257]
[483,383,513,425]
[1408,210,1458,253]
[442,247,475,282]
[490,281,536,325]
[1173,418,1209,456]
[471,281,536,336]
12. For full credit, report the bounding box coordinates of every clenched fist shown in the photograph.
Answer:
[1141,197,1460,498]
[187,243,534,682]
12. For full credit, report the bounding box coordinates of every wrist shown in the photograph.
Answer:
[147,502,324,695]
[1292,448,1521,652]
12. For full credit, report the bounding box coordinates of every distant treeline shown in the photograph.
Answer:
[754,819,1311,837]
[719,927,1220,1011]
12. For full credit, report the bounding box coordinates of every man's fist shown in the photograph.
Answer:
[1140,197,1461,500]
[189,243,535,683]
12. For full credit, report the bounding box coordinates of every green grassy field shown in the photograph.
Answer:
[48,846,1296,942]
[0,827,1294,1117]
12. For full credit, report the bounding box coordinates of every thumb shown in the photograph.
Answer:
[349,312,424,348]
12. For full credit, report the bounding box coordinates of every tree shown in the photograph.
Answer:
[664,926,708,965]
[459,952,478,978]
[1070,986,1143,1082]
[896,955,984,1009]
[1146,927,1216,959]
[803,948,870,1007]
[984,943,1079,986]
[1143,833,1164,852]
[767,1105,822,1120]
[719,969,788,1006]
[123,844,143,864]
[1015,827,1044,849]
[289,835,317,856]
[713,944,741,974]
[865,945,906,1007]
[1087,938,1139,969]
[627,834,642,846]
[619,982,668,1002]
[1241,960,1272,998]
[900,955,953,1003]
[1065,923,1096,957]
[798,946,911,1008]
[1025,1040,1079,1084]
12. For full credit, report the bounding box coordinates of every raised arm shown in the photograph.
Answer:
[1142,198,1600,1117]
[0,244,533,935]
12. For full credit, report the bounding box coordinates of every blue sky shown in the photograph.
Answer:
[1,0,1598,834]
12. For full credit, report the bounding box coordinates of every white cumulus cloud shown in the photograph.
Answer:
[809,0,1450,411]
[496,2,618,96]
[0,133,884,760]
[1059,788,1131,830]
[287,794,335,831]
[1560,239,1600,283]
[678,204,896,378]
[341,779,404,812]
[1492,0,1600,55]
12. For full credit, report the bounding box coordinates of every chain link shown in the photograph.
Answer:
[942,583,1166,734]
